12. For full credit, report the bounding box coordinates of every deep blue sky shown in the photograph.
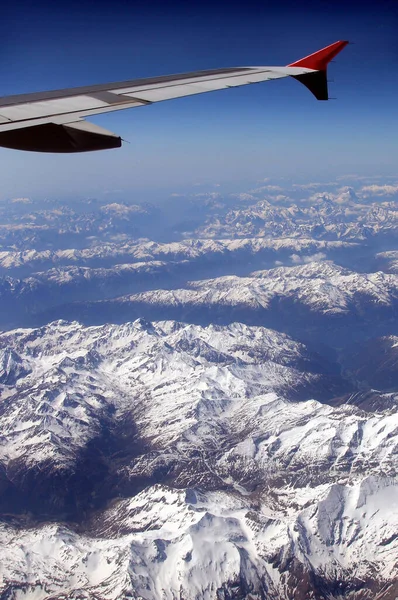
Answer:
[0,0,396,201]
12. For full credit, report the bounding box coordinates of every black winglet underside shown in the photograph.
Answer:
[292,70,329,101]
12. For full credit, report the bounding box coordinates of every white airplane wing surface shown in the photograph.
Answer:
[0,40,348,153]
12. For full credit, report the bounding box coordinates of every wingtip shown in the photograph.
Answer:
[288,40,349,71]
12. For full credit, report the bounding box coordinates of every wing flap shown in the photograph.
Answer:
[0,95,109,121]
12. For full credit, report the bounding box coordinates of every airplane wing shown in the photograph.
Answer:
[0,40,348,153]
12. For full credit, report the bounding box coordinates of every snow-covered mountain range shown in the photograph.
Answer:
[0,319,397,599]
[0,237,353,275]
[32,262,396,350]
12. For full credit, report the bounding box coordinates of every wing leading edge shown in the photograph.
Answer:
[0,41,348,153]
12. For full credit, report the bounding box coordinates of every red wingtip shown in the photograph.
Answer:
[288,40,349,71]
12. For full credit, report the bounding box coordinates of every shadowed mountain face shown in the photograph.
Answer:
[0,320,355,516]
[0,180,397,599]
[0,319,398,599]
[340,335,398,391]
